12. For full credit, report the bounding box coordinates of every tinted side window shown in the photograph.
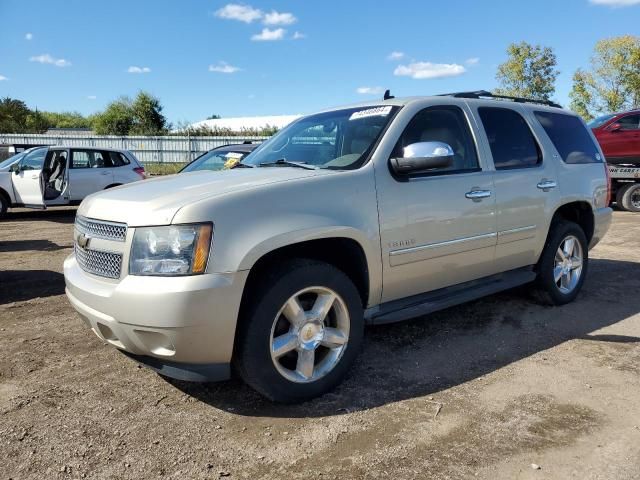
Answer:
[395,105,479,173]
[617,114,640,130]
[478,107,541,169]
[534,111,602,164]
[110,152,130,166]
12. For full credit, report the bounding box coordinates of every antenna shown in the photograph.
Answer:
[383,89,394,101]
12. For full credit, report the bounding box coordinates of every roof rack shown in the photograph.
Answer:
[438,90,562,109]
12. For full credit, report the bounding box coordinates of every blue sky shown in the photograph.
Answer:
[0,0,638,124]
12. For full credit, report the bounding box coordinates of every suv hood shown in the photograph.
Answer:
[78,167,333,226]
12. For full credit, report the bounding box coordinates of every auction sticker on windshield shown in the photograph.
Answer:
[349,106,393,121]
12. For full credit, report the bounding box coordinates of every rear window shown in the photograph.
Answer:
[478,107,541,169]
[534,111,602,164]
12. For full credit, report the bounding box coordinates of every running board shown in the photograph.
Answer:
[365,267,536,325]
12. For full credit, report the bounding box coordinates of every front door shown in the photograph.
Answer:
[471,105,561,272]
[375,104,498,302]
[11,147,47,207]
[68,149,114,200]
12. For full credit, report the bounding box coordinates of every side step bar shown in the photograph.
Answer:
[365,267,537,325]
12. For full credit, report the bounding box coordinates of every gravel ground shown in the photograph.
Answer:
[1,208,639,479]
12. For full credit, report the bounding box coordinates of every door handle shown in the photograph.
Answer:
[465,189,492,201]
[537,180,557,191]
[100,171,110,175]
[31,175,38,179]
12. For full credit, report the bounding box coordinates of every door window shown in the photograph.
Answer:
[71,150,93,168]
[394,105,479,174]
[478,107,541,169]
[534,111,602,164]
[616,115,640,130]
[20,148,47,170]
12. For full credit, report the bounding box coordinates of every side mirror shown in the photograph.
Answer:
[609,123,622,132]
[390,141,454,175]
[10,163,21,174]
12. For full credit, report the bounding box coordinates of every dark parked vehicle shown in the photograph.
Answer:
[180,143,259,173]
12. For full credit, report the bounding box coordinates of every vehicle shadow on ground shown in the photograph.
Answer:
[0,270,66,304]
[168,258,640,417]
[0,239,71,253]
[2,209,76,224]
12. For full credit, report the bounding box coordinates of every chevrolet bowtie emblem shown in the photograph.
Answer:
[77,232,91,249]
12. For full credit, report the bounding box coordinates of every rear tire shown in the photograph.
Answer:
[618,183,640,213]
[534,221,588,306]
[235,259,364,403]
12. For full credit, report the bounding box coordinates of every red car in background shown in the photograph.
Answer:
[590,110,640,165]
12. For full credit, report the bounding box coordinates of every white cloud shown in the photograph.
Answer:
[465,57,480,66]
[356,86,385,95]
[215,3,262,23]
[30,54,71,67]
[208,61,241,73]
[292,31,306,40]
[25,32,33,40]
[394,61,466,79]
[87,95,97,100]
[387,51,405,61]
[589,0,640,6]
[0,75,8,81]
[251,28,285,41]
[263,10,297,25]
[127,66,151,73]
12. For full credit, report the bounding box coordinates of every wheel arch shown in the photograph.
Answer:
[104,183,122,190]
[240,233,373,311]
[0,186,12,209]
[550,201,595,244]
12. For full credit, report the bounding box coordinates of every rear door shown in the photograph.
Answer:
[472,105,560,272]
[11,147,47,207]
[68,149,114,200]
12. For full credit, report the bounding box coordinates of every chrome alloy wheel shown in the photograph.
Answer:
[269,286,350,383]
[554,235,584,294]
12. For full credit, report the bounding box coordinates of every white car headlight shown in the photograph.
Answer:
[129,223,213,276]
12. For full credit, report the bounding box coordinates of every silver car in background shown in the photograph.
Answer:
[0,146,146,215]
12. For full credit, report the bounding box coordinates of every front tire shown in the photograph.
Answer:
[235,259,364,403]
[535,221,588,306]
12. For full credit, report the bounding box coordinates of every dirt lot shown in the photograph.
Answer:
[1,208,639,479]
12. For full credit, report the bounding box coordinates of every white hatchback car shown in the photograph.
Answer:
[0,146,146,215]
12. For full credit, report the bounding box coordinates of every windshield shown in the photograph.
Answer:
[588,114,616,129]
[242,106,399,170]
[0,150,28,169]
[181,149,252,173]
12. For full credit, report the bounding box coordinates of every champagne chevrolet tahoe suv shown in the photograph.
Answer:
[64,91,612,403]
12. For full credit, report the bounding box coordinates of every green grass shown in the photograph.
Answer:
[144,162,187,176]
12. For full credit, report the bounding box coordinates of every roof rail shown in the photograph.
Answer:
[438,90,562,109]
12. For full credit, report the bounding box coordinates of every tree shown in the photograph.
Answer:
[129,92,167,135]
[569,35,640,121]
[92,97,134,135]
[495,41,559,101]
[92,91,167,135]
[41,111,91,129]
[0,97,47,133]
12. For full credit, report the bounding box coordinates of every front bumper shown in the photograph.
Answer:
[64,254,248,381]
[589,206,613,250]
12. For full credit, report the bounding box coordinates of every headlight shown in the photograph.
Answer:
[129,223,213,276]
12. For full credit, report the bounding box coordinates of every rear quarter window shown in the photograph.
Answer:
[534,111,602,164]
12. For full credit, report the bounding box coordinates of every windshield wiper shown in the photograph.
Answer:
[258,158,318,170]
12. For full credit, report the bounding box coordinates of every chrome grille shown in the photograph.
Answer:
[75,216,127,242]
[75,245,122,279]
